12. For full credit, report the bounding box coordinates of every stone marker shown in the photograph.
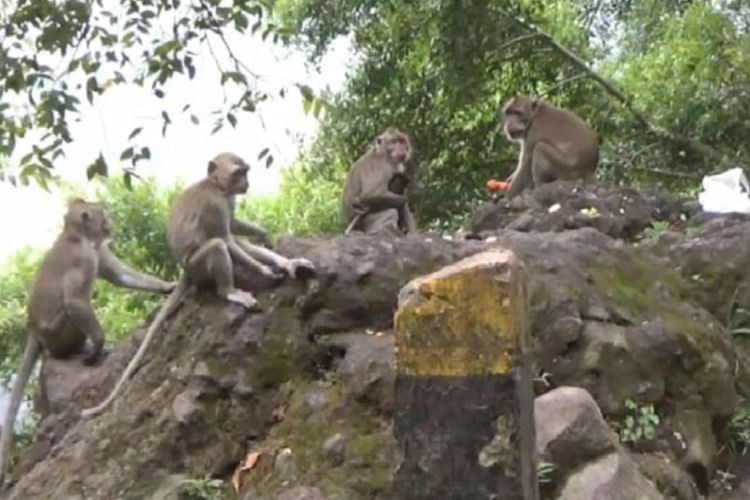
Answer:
[393,249,539,500]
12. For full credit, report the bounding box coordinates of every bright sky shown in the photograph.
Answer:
[0,23,353,265]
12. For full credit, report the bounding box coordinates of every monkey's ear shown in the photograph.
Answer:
[207,161,218,175]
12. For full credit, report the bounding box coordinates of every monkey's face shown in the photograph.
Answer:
[501,96,539,142]
[380,132,411,164]
[66,200,112,241]
[209,153,250,195]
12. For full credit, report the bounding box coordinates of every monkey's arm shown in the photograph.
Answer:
[227,239,284,280]
[504,145,534,199]
[355,191,408,213]
[63,269,105,364]
[97,243,175,293]
[236,239,315,278]
[231,218,272,248]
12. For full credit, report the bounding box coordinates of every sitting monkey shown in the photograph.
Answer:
[167,151,315,309]
[501,96,599,199]
[341,127,418,236]
[0,199,175,483]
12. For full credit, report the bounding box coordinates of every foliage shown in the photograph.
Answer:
[271,0,750,229]
[0,0,313,187]
[619,399,660,444]
[177,476,229,500]
[728,399,750,455]
[239,163,344,237]
[536,461,557,484]
[0,249,43,379]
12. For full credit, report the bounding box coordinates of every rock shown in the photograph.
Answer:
[557,452,664,500]
[470,180,690,241]
[632,453,699,500]
[276,486,326,500]
[270,233,488,335]
[274,448,298,479]
[327,331,395,414]
[321,433,347,465]
[393,249,537,499]
[535,386,619,471]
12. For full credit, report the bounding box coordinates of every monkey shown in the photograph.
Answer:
[80,153,317,420]
[165,152,315,310]
[341,127,417,236]
[0,199,175,482]
[500,96,599,200]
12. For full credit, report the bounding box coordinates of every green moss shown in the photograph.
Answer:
[245,378,393,498]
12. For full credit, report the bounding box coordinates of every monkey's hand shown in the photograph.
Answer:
[83,347,109,366]
[285,258,316,280]
[258,263,285,281]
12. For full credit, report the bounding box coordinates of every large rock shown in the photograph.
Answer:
[557,452,663,500]
[470,180,691,241]
[393,249,537,500]
[535,386,618,471]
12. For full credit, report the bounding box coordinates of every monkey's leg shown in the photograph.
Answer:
[362,209,402,236]
[0,336,40,483]
[402,206,418,234]
[186,238,259,310]
[357,191,408,213]
[531,142,569,187]
[62,272,106,365]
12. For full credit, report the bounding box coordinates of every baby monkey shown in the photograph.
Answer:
[167,152,315,309]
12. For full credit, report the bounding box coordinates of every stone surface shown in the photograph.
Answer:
[557,452,664,500]
[535,386,618,471]
[470,180,691,241]
[393,249,537,500]
[276,486,326,500]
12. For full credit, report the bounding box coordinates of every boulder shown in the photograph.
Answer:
[470,180,691,241]
[557,452,663,500]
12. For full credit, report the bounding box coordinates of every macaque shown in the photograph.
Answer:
[166,152,315,310]
[501,96,599,199]
[0,199,175,481]
[341,127,417,235]
[81,153,317,419]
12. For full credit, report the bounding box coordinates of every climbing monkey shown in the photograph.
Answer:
[80,152,317,419]
[501,96,599,199]
[341,127,417,235]
[0,199,175,482]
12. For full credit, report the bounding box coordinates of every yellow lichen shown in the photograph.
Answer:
[394,250,528,377]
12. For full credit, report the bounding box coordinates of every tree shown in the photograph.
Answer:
[0,0,322,188]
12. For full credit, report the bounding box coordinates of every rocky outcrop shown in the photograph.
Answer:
[5,181,750,499]
[470,180,693,241]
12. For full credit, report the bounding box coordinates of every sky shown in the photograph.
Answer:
[0,20,353,265]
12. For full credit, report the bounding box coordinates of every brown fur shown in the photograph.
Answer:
[0,199,174,481]
[501,96,599,199]
[341,128,417,235]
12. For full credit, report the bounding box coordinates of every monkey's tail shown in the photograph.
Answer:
[81,276,189,419]
[344,213,363,235]
[0,336,40,484]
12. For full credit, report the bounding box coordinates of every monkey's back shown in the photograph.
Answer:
[538,104,599,169]
[167,179,232,265]
[27,234,98,330]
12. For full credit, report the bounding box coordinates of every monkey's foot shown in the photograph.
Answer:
[226,290,260,311]
[83,348,109,366]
